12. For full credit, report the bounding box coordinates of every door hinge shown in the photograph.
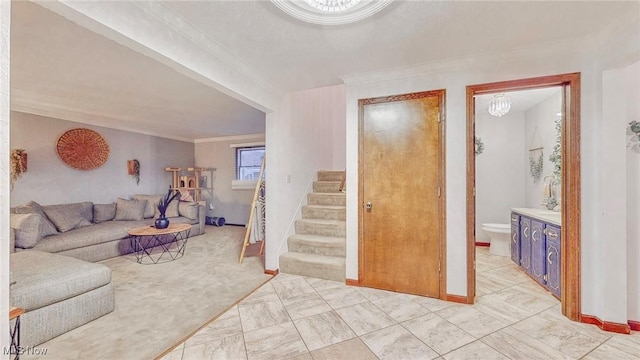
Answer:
[438,187,441,197]
[473,187,476,196]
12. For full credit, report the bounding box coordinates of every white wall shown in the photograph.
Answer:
[524,91,563,209]
[10,111,195,206]
[475,111,526,242]
[195,135,265,225]
[626,61,640,324]
[1,0,10,351]
[342,27,639,320]
[264,84,346,271]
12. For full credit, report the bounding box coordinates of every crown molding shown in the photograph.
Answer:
[11,97,195,143]
[194,134,265,144]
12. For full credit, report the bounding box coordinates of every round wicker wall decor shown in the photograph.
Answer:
[56,128,110,170]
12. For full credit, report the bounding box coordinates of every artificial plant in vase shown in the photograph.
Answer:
[155,186,179,229]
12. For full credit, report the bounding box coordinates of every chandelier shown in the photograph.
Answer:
[488,93,511,117]
[305,0,361,12]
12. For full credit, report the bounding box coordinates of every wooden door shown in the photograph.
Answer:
[358,90,445,298]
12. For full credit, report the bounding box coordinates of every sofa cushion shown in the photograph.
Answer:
[43,202,94,232]
[10,213,43,248]
[9,250,112,312]
[32,220,150,253]
[12,201,59,237]
[114,198,146,221]
[132,194,162,218]
[178,201,199,222]
[93,203,116,223]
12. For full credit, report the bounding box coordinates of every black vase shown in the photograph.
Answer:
[155,216,170,229]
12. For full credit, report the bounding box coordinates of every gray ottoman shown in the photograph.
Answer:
[9,251,115,346]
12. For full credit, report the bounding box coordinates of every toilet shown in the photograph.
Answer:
[482,223,511,257]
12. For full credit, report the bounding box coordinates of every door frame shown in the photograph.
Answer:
[466,73,581,321]
[358,89,447,300]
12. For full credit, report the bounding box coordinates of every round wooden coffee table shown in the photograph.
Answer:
[128,223,191,264]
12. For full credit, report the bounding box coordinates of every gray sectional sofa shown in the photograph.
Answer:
[9,195,206,346]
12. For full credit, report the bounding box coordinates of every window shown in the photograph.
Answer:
[236,146,265,180]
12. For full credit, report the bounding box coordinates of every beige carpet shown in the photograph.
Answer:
[24,226,271,360]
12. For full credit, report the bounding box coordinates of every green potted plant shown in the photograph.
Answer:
[155,186,179,229]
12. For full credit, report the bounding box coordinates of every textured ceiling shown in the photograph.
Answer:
[9,1,639,141]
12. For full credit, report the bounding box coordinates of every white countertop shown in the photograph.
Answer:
[511,208,562,226]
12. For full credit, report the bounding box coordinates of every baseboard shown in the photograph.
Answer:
[345,278,360,286]
[475,242,490,247]
[446,294,471,304]
[581,314,631,334]
[264,269,279,276]
[628,320,640,331]
[223,223,245,227]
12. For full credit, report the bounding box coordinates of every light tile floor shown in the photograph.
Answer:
[161,247,639,360]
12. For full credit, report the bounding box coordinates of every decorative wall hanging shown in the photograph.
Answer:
[627,120,640,154]
[474,136,485,155]
[10,149,27,190]
[128,159,140,185]
[549,117,562,183]
[528,126,544,184]
[56,128,110,170]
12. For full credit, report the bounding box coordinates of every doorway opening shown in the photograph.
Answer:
[466,73,581,321]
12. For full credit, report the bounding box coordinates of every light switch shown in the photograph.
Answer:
[286,175,292,183]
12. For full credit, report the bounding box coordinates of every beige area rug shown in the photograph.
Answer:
[24,226,271,360]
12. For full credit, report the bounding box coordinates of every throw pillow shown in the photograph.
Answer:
[12,201,58,237]
[93,203,117,223]
[178,201,199,221]
[114,198,146,221]
[165,199,180,218]
[132,194,163,218]
[10,213,43,248]
[43,205,93,233]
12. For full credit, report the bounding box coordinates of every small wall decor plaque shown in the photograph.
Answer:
[128,159,141,185]
[56,128,110,170]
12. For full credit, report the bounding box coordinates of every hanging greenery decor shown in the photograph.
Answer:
[549,117,562,184]
[627,120,640,154]
[10,149,27,190]
[474,136,485,155]
[529,149,544,184]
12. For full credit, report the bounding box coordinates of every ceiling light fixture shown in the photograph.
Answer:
[305,0,361,12]
[271,0,393,25]
[488,93,511,117]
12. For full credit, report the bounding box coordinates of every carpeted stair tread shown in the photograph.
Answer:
[295,218,346,237]
[288,234,345,257]
[307,192,346,206]
[313,181,342,193]
[317,171,345,182]
[279,252,345,282]
[302,205,346,221]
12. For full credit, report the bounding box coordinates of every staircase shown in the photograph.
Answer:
[279,170,346,282]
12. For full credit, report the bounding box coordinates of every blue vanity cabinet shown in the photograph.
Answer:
[545,225,561,299]
[530,220,547,286]
[519,216,532,274]
[510,213,520,265]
